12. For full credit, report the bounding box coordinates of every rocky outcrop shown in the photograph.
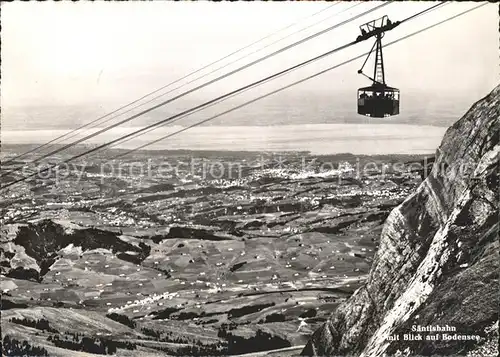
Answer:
[0,219,151,280]
[302,85,499,356]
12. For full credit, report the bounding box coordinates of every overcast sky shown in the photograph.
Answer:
[1,1,498,128]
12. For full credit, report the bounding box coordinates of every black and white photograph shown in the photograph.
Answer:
[0,1,498,356]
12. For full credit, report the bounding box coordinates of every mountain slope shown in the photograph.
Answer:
[302,85,499,357]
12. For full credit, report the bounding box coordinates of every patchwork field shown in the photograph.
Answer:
[1,147,431,356]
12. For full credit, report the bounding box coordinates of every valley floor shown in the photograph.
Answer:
[1,147,432,356]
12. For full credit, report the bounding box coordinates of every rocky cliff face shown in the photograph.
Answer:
[302,85,499,357]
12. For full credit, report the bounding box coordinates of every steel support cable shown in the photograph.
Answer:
[9,3,360,165]
[79,3,362,153]
[0,40,360,189]
[400,1,445,24]
[1,1,476,190]
[356,1,447,84]
[106,3,484,160]
[72,2,448,157]
[2,2,342,166]
[1,1,389,177]
[359,40,378,73]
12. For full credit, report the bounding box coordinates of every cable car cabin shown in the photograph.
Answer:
[357,84,399,118]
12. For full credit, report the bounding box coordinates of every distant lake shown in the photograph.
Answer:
[4,90,474,155]
[1,124,446,155]
[1,89,476,130]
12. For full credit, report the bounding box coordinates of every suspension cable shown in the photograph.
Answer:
[1,41,359,189]
[105,2,446,151]
[400,2,444,24]
[2,2,342,166]
[81,2,363,152]
[357,1,445,82]
[1,1,479,191]
[1,1,389,176]
[8,2,360,167]
[110,3,485,161]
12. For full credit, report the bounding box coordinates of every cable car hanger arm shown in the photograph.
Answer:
[354,2,443,44]
[355,2,446,85]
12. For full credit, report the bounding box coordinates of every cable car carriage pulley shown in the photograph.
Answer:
[356,15,400,118]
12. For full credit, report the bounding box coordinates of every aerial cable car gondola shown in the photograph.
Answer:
[356,15,400,118]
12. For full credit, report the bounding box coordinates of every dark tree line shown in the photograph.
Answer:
[140,327,195,344]
[1,298,28,310]
[175,342,227,356]
[217,322,238,338]
[47,333,136,355]
[140,340,227,357]
[105,312,136,329]
[217,327,290,355]
[10,317,58,333]
[141,327,161,339]
[2,335,49,356]
[139,327,228,356]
